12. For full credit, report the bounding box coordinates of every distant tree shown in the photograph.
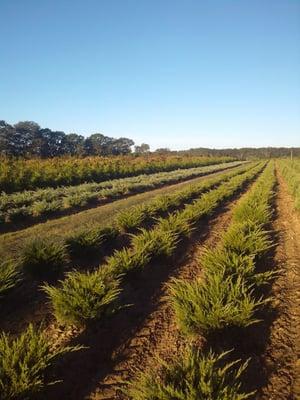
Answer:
[155,147,171,154]
[110,138,134,155]
[39,129,67,157]
[13,121,41,156]
[0,121,15,156]
[85,133,112,156]
[135,143,150,154]
[65,133,85,156]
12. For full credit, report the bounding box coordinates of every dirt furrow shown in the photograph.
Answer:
[259,170,300,400]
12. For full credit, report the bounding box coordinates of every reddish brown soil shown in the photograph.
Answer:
[259,171,300,400]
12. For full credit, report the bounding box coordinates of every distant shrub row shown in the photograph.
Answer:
[0,162,253,299]
[0,154,235,193]
[0,161,242,227]
[278,159,300,210]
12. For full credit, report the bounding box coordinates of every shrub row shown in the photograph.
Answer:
[0,155,235,193]
[277,159,300,210]
[0,163,264,400]
[169,162,276,336]
[0,161,242,227]
[43,162,264,328]
[125,163,276,399]
[0,163,253,299]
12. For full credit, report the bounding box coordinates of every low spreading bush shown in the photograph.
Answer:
[126,347,254,400]
[116,206,151,232]
[21,239,68,279]
[0,260,21,298]
[66,226,118,258]
[43,269,121,327]
[0,324,82,400]
[169,272,264,336]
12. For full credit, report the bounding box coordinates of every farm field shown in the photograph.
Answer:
[0,160,242,233]
[0,156,299,400]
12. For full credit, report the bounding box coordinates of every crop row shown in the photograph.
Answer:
[126,162,276,399]
[277,159,300,210]
[0,155,235,193]
[0,162,255,297]
[0,163,263,399]
[44,162,264,327]
[0,161,242,227]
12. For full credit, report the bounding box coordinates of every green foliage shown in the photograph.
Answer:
[0,153,236,194]
[126,347,254,400]
[21,239,68,279]
[65,226,118,258]
[43,269,121,327]
[0,161,243,228]
[221,222,273,260]
[116,206,150,232]
[278,159,300,211]
[169,272,264,336]
[0,324,82,400]
[30,199,61,217]
[169,162,276,336]
[0,260,22,298]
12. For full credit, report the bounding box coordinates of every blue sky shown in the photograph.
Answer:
[0,0,299,150]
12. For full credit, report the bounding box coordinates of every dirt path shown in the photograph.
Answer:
[259,170,300,400]
[87,185,254,400]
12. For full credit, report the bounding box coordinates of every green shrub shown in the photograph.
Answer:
[157,212,195,238]
[0,324,81,400]
[21,239,68,279]
[0,260,22,298]
[222,222,273,258]
[116,206,150,232]
[106,247,151,275]
[126,347,254,400]
[43,269,121,327]
[169,272,265,336]
[63,192,90,208]
[30,199,61,217]
[201,247,275,287]
[131,228,178,259]
[66,226,118,258]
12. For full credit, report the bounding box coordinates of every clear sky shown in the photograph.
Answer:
[0,0,299,150]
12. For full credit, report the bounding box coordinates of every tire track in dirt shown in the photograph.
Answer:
[88,181,259,400]
[259,169,300,400]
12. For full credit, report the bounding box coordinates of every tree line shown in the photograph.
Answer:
[183,147,300,159]
[0,120,139,158]
[1,120,298,159]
